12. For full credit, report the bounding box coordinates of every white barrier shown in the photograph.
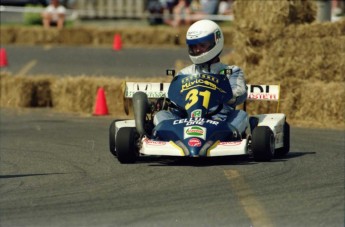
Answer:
[0,2,234,21]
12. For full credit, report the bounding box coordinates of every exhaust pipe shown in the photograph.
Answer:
[132,92,150,136]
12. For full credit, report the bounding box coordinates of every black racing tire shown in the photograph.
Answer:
[115,127,139,164]
[251,126,275,162]
[274,122,290,157]
[109,120,120,156]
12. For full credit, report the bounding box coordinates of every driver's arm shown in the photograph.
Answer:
[227,66,247,106]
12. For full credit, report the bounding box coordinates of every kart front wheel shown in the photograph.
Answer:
[251,126,275,162]
[115,127,139,164]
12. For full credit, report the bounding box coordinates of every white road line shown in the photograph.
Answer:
[224,169,273,227]
[17,60,37,76]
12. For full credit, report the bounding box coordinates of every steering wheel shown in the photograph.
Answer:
[205,103,223,118]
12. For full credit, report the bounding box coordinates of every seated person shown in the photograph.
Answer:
[191,0,220,21]
[218,0,233,15]
[166,0,193,27]
[200,0,220,15]
[42,0,66,29]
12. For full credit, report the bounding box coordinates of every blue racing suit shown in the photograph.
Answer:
[153,62,248,134]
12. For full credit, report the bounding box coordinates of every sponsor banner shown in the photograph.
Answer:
[126,91,167,98]
[125,82,170,98]
[188,138,202,147]
[184,126,206,140]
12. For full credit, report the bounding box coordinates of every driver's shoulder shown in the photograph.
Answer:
[178,64,195,74]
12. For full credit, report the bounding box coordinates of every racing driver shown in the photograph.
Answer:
[153,19,248,136]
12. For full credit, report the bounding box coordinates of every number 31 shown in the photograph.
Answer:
[185,89,211,110]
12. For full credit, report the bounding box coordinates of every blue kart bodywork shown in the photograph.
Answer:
[109,72,289,164]
[153,73,239,157]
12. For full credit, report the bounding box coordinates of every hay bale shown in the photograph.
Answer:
[0,75,55,107]
[59,28,93,45]
[31,77,55,107]
[0,24,234,47]
[93,28,119,45]
[245,35,345,84]
[0,27,16,44]
[227,1,344,128]
[0,75,32,107]
[50,76,171,115]
[51,76,103,113]
[15,27,44,44]
[294,82,344,125]
[233,0,316,30]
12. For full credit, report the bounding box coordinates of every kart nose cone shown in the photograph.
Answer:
[186,138,203,156]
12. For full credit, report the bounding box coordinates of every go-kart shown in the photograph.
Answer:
[109,70,289,164]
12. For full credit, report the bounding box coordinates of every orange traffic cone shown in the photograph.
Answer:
[112,34,122,51]
[0,48,8,67]
[93,87,109,116]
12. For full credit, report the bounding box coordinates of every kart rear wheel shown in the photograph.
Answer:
[115,127,139,164]
[251,126,275,162]
[109,120,120,156]
[274,122,290,157]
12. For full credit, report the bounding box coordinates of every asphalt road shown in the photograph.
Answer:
[1,45,193,77]
[0,108,344,227]
[0,45,344,226]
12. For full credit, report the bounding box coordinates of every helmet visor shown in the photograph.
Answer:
[187,33,216,56]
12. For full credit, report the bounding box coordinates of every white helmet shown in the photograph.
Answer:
[186,19,224,65]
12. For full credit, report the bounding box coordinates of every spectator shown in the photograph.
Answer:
[218,0,233,15]
[42,0,66,29]
[158,0,178,25]
[161,0,178,15]
[334,0,345,16]
[167,0,193,27]
[192,0,220,21]
[200,0,219,15]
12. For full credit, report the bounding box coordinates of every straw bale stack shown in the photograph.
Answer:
[226,0,345,128]
[50,75,170,116]
[0,25,233,47]
[51,76,120,114]
[0,75,54,107]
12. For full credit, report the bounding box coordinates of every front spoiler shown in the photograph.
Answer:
[140,138,248,157]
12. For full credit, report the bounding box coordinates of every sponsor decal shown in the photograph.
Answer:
[215,30,221,43]
[191,109,202,118]
[246,85,280,101]
[206,120,219,125]
[184,126,206,140]
[248,85,270,93]
[188,138,202,147]
[181,79,217,92]
[180,74,224,93]
[219,141,242,146]
[247,93,278,100]
[144,139,166,146]
[173,118,219,126]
